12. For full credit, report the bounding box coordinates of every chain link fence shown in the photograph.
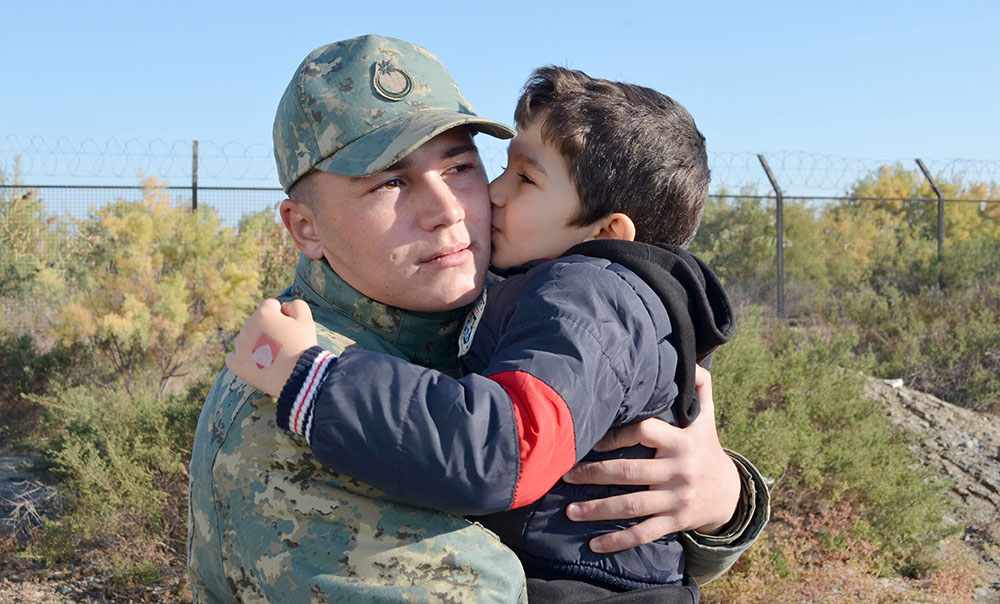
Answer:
[3,136,999,319]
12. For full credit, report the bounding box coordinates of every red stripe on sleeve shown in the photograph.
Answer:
[489,370,577,509]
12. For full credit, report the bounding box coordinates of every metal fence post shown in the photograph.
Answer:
[757,154,785,318]
[915,158,943,261]
[192,140,199,211]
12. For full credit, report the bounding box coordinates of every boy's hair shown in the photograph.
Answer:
[514,66,710,246]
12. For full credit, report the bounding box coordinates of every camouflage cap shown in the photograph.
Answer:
[274,34,515,192]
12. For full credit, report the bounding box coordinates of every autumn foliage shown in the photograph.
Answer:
[691,163,1000,412]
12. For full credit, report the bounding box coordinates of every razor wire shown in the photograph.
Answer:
[0,135,275,183]
[710,151,1000,195]
[2,135,999,193]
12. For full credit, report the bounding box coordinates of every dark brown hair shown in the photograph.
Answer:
[514,66,710,245]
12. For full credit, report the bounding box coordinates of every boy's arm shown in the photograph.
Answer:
[278,283,652,515]
[231,267,670,517]
[226,298,524,514]
[226,298,525,514]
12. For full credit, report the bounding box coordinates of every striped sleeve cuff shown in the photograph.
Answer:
[275,346,338,444]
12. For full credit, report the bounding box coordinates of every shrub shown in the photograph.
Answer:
[832,280,1000,413]
[237,207,298,298]
[0,331,81,446]
[693,189,777,308]
[714,309,954,574]
[27,361,216,580]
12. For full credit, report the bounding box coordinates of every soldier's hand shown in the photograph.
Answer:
[226,299,318,398]
[562,366,741,553]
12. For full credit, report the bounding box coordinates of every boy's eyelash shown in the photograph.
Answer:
[499,165,533,184]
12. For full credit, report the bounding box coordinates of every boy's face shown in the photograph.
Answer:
[489,120,598,270]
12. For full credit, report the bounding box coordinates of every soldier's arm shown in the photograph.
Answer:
[680,450,770,584]
[560,368,770,583]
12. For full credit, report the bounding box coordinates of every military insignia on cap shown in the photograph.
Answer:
[373,60,413,101]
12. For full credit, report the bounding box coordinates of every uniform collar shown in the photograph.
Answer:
[291,254,467,367]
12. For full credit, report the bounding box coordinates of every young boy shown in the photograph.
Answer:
[229,66,737,597]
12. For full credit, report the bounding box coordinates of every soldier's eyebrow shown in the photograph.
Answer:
[383,156,411,173]
[441,143,480,160]
[379,143,479,174]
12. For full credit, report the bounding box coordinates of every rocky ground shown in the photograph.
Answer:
[1,377,998,602]
[864,377,1000,601]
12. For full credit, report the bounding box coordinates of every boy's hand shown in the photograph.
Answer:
[562,366,741,553]
[226,299,318,398]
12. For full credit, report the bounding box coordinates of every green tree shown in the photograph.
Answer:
[237,206,298,297]
[847,162,1000,248]
[819,164,1000,411]
[691,187,776,307]
[0,158,52,293]
[691,188,838,315]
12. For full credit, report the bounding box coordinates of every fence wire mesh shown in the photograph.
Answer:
[2,136,998,320]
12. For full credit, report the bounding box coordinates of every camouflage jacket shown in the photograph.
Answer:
[187,254,529,603]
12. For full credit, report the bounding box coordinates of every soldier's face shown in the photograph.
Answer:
[305,128,491,312]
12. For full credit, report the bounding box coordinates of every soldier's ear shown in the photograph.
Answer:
[280,198,325,260]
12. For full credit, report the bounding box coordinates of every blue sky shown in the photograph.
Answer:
[1,1,998,190]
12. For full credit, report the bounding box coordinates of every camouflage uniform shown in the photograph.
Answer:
[188,255,529,603]
[188,34,524,604]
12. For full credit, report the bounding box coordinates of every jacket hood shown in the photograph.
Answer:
[562,240,734,427]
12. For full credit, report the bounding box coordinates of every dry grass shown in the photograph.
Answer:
[1,480,59,545]
[702,504,983,604]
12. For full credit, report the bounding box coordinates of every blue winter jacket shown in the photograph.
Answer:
[276,241,734,590]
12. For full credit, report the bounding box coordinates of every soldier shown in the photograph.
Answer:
[188,34,768,603]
